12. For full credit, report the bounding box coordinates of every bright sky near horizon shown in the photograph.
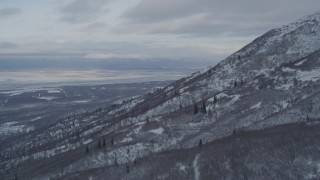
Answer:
[1,0,320,62]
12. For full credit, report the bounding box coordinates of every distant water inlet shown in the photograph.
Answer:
[0,69,191,90]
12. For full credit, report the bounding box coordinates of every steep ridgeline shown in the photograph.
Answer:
[1,11,320,179]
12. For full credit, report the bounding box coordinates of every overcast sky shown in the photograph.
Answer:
[0,0,320,62]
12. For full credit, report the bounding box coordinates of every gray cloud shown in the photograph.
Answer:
[124,0,320,22]
[0,7,21,18]
[136,14,274,37]
[79,22,108,33]
[2,0,319,62]
[121,0,320,37]
[0,42,18,49]
[59,0,110,23]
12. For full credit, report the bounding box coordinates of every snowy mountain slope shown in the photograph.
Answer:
[1,11,320,179]
[64,122,320,180]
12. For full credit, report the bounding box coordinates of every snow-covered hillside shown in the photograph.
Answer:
[1,11,320,180]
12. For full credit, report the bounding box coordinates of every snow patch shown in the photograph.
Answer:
[193,154,200,180]
[177,163,187,172]
[149,127,164,135]
[229,94,241,105]
[250,102,262,109]
[282,67,296,73]
[276,82,293,90]
[83,139,93,145]
[133,125,143,134]
[36,96,58,100]
[216,93,229,99]
[121,137,133,143]
[72,100,91,103]
[0,122,34,136]
[295,59,308,66]
[166,86,174,92]
[30,116,42,122]
[47,89,61,93]
[297,69,320,82]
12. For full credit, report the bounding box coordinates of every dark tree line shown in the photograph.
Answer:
[194,100,207,115]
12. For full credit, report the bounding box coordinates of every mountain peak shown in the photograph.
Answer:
[299,10,320,22]
[213,10,320,81]
[277,10,320,35]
